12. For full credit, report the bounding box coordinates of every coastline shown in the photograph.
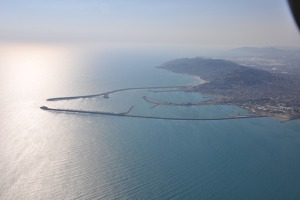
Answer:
[194,76,208,84]
[158,57,300,121]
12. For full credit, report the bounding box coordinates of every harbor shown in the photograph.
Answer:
[40,106,266,121]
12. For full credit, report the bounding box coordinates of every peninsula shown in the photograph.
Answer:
[158,57,300,121]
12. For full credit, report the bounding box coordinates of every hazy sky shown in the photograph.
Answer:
[1,0,299,47]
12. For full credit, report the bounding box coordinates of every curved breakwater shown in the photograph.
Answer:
[47,86,186,101]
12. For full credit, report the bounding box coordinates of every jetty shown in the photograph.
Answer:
[40,106,266,121]
[47,86,186,101]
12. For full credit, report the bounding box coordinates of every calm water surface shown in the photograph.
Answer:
[0,45,300,200]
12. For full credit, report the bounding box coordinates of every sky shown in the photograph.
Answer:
[0,0,300,47]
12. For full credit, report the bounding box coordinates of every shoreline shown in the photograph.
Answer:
[158,57,300,121]
[44,84,299,122]
[195,76,208,84]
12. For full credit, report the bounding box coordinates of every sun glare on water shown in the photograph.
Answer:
[0,44,89,199]
[0,44,76,99]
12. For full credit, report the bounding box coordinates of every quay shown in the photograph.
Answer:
[142,96,225,106]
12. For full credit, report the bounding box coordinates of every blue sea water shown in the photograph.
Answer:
[0,45,300,199]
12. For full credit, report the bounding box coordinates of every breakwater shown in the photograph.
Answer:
[40,106,267,121]
[47,86,186,101]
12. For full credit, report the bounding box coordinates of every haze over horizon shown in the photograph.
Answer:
[1,0,300,48]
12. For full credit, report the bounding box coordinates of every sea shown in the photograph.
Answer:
[0,44,300,200]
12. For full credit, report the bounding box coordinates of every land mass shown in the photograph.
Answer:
[158,57,300,121]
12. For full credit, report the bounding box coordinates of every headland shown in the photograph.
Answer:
[158,57,300,121]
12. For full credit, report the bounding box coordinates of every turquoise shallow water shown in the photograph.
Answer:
[0,46,300,199]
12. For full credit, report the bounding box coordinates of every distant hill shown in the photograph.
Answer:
[158,57,242,81]
[159,57,281,89]
[158,57,300,120]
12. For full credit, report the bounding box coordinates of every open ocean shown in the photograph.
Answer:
[1,45,300,199]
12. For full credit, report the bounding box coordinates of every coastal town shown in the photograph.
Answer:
[159,57,300,121]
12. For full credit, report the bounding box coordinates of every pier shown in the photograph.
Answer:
[40,106,267,121]
[47,86,186,101]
